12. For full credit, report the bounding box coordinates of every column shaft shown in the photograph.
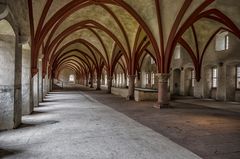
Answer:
[154,74,170,108]
[127,75,136,100]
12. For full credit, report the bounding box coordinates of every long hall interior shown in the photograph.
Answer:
[0,0,240,159]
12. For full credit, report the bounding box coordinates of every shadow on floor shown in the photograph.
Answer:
[0,148,23,158]
[18,123,38,129]
[30,111,46,115]
[18,120,60,130]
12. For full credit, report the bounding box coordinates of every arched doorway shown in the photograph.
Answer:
[172,69,181,95]
[184,68,195,96]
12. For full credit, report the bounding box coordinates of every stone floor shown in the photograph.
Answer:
[81,88,240,159]
[0,90,201,159]
[173,98,240,113]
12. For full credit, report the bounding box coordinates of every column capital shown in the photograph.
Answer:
[156,73,170,83]
[127,75,136,78]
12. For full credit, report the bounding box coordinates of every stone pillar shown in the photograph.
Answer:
[85,77,89,87]
[33,73,39,107]
[101,74,105,85]
[49,77,52,92]
[43,66,49,97]
[14,38,23,128]
[22,46,33,115]
[46,76,49,94]
[96,75,101,90]
[126,75,136,100]
[154,73,170,108]
[0,32,23,130]
[46,78,49,93]
[38,59,43,102]
[43,77,47,98]
[107,76,113,93]
[90,76,94,88]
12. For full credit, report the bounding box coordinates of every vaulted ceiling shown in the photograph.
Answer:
[25,0,240,80]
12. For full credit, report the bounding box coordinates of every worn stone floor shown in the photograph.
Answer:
[81,88,240,159]
[0,90,201,159]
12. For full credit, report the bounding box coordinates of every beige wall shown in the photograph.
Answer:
[170,32,240,102]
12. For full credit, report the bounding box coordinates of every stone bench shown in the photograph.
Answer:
[134,88,158,102]
[111,87,158,101]
[111,87,128,98]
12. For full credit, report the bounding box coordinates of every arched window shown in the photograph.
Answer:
[116,74,119,86]
[191,70,195,87]
[174,45,181,59]
[236,65,240,89]
[215,31,229,51]
[105,74,107,85]
[119,73,122,85]
[151,72,155,85]
[150,57,155,64]
[146,73,149,84]
[212,67,218,88]
[69,74,75,82]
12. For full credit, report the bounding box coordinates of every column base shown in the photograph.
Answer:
[96,88,101,90]
[126,95,134,100]
[153,102,172,109]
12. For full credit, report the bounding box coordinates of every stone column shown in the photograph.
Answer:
[14,37,23,128]
[90,76,94,88]
[0,31,23,130]
[85,76,89,87]
[22,46,33,115]
[126,75,136,100]
[154,73,170,108]
[43,77,47,97]
[107,76,113,93]
[47,78,50,92]
[49,77,52,92]
[101,74,105,85]
[38,59,43,102]
[43,66,49,97]
[96,75,101,90]
[33,73,39,107]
